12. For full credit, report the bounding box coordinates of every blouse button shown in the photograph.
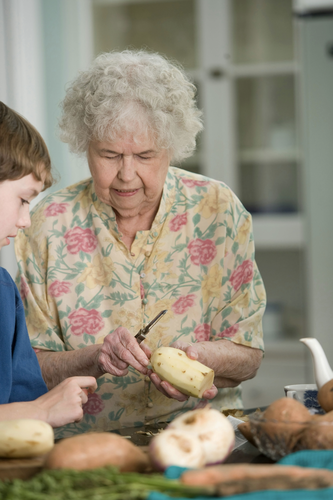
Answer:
[140,273,146,278]
[147,402,153,408]
[145,251,151,257]
[131,252,135,257]
[142,298,148,305]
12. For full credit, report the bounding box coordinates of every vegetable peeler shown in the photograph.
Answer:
[135,310,168,344]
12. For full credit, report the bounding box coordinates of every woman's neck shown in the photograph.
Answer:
[116,210,156,249]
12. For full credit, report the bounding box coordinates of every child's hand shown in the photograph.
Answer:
[36,376,97,427]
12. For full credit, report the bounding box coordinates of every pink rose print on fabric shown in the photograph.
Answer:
[194,323,211,342]
[169,213,188,232]
[44,202,69,217]
[172,294,196,315]
[218,324,240,338]
[19,277,30,300]
[181,178,209,188]
[64,226,98,254]
[188,239,217,266]
[68,308,104,336]
[229,260,254,291]
[83,393,105,415]
[48,280,72,298]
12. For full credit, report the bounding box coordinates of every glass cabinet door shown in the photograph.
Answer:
[93,0,197,70]
[231,0,300,216]
[232,0,294,64]
[231,0,305,344]
[236,74,299,214]
[92,0,203,174]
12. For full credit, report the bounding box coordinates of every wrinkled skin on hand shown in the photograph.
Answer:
[98,331,217,402]
[148,341,218,402]
[97,327,151,377]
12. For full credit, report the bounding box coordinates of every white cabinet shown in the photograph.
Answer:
[241,341,307,409]
[294,7,333,365]
[91,0,312,406]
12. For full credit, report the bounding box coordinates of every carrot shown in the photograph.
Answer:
[180,463,333,495]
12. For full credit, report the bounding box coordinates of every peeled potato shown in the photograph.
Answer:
[151,347,214,398]
[0,419,54,458]
[44,432,150,472]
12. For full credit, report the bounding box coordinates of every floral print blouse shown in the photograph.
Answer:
[15,167,266,438]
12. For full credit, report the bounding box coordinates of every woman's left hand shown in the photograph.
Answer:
[148,342,218,401]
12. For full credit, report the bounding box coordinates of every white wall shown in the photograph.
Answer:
[0,0,46,277]
[0,0,93,278]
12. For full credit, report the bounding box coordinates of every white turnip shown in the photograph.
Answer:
[0,419,54,458]
[149,428,206,471]
[149,407,235,470]
[168,407,235,465]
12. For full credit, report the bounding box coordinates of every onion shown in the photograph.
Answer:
[149,408,235,470]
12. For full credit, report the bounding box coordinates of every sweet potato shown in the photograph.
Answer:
[180,463,333,495]
[44,432,150,472]
[318,379,333,412]
[297,420,333,450]
[257,398,311,454]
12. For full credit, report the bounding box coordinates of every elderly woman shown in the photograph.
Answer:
[15,50,266,438]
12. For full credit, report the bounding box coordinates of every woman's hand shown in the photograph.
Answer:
[148,342,218,401]
[36,376,97,427]
[97,327,151,377]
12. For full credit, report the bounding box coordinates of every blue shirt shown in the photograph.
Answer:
[0,267,47,403]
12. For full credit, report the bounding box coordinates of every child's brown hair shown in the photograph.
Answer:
[0,101,54,190]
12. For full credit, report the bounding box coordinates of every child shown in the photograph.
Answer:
[0,101,97,427]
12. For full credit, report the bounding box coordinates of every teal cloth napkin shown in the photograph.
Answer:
[147,450,333,500]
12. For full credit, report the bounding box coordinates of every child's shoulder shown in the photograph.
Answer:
[0,267,15,287]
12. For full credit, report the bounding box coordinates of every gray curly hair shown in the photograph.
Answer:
[59,50,203,163]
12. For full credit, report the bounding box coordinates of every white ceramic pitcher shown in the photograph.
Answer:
[300,337,333,390]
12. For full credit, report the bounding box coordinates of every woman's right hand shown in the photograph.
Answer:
[36,376,97,428]
[97,327,151,377]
